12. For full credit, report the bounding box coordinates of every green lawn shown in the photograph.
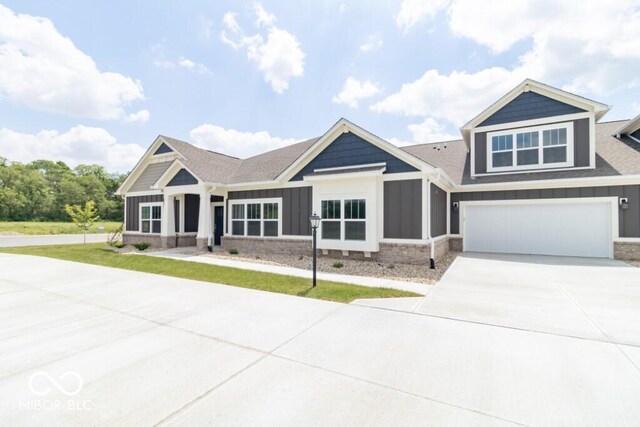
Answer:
[0,243,420,303]
[0,221,122,235]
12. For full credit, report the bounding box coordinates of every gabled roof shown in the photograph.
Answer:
[460,79,610,144]
[614,113,640,137]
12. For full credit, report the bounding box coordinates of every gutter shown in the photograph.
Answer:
[426,169,442,270]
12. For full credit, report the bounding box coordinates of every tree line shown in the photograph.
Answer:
[0,157,126,222]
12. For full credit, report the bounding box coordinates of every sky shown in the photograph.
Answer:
[0,0,639,172]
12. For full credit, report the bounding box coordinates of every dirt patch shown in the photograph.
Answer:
[625,260,640,268]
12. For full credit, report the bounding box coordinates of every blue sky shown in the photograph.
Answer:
[0,0,639,171]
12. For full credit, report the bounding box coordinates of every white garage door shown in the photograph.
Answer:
[463,200,613,258]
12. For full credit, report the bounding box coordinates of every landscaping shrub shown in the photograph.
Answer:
[133,242,149,251]
[114,242,125,249]
[332,261,344,268]
[228,248,238,255]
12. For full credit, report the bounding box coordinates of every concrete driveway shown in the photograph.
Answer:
[1,253,640,426]
[0,234,109,247]
[414,253,640,345]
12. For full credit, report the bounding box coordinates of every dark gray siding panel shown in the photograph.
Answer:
[228,186,313,236]
[383,180,422,239]
[184,194,199,232]
[154,143,173,155]
[450,185,640,237]
[430,183,447,237]
[210,195,224,202]
[474,132,487,174]
[291,131,418,181]
[632,129,640,140]
[125,195,163,231]
[479,91,585,127]
[174,198,180,231]
[574,118,590,167]
[167,169,198,186]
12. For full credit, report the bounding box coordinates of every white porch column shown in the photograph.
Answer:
[196,187,212,249]
[161,194,175,235]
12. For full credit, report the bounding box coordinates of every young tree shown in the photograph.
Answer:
[64,200,100,244]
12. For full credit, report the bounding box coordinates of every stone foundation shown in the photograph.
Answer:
[449,236,463,252]
[123,233,197,249]
[614,241,640,260]
[221,236,450,265]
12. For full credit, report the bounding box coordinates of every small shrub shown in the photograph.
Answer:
[133,242,150,251]
[228,248,238,255]
[114,242,125,249]
[332,261,344,269]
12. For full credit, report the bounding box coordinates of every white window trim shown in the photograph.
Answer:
[487,122,574,173]
[320,198,367,242]
[228,198,282,238]
[139,202,162,234]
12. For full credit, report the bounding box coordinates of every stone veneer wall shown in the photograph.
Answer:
[449,237,463,252]
[123,233,196,249]
[221,236,450,265]
[614,241,640,260]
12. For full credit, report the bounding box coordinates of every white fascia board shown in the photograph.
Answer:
[303,168,385,182]
[116,136,185,195]
[454,174,640,193]
[276,118,437,182]
[473,112,591,133]
[614,113,640,136]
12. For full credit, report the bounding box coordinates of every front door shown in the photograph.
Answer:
[214,206,224,245]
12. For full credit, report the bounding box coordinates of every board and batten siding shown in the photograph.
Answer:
[125,194,163,231]
[227,187,313,236]
[129,162,173,192]
[291,132,418,181]
[430,183,447,238]
[184,194,199,232]
[383,179,422,239]
[479,91,585,127]
[451,185,640,237]
[474,118,590,174]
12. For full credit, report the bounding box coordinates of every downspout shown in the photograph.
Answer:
[427,169,443,270]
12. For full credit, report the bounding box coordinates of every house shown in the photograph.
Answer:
[116,79,640,263]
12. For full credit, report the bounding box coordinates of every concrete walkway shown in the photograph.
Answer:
[1,253,640,426]
[141,249,431,295]
[0,233,109,247]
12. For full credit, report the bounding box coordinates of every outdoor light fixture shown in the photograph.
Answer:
[309,213,321,288]
[620,197,629,210]
[452,201,459,212]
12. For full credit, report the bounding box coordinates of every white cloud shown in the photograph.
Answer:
[152,43,211,74]
[332,77,381,108]
[221,3,305,93]
[396,0,450,32]
[0,126,145,172]
[177,57,211,74]
[360,34,383,52]
[190,124,297,158]
[0,4,145,121]
[124,109,150,123]
[388,117,458,146]
[339,4,347,14]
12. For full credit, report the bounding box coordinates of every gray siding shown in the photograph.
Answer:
[632,129,640,140]
[291,131,418,181]
[474,118,591,174]
[574,118,590,167]
[125,194,163,231]
[383,180,422,239]
[154,143,173,155]
[129,162,172,192]
[430,183,447,237]
[451,185,640,237]
[174,198,180,232]
[479,91,585,127]
[228,187,313,236]
[474,132,487,174]
[184,194,199,232]
[167,168,198,186]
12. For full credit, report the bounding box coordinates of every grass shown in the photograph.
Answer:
[0,221,122,235]
[0,243,421,303]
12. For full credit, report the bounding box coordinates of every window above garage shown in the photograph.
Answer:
[487,122,574,173]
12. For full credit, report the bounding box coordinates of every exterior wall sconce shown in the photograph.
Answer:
[452,201,459,212]
[620,197,629,210]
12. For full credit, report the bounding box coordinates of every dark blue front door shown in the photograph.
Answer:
[214,206,224,245]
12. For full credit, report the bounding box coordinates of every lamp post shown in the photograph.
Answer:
[309,213,321,288]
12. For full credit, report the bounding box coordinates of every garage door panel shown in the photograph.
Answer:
[463,201,612,258]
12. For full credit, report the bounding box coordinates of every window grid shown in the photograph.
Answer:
[140,203,162,234]
[230,201,280,237]
[321,198,366,241]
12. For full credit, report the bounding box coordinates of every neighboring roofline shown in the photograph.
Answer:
[274,117,442,182]
[459,78,611,144]
[115,135,185,195]
[159,134,242,161]
[614,113,640,136]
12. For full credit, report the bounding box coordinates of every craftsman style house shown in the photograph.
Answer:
[116,80,640,263]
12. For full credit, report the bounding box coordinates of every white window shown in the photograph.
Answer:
[229,199,280,237]
[140,203,162,234]
[487,123,573,172]
[321,198,366,241]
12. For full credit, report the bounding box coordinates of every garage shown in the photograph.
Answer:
[462,199,615,258]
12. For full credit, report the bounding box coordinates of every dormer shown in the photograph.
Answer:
[461,79,610,178]
[615,113,640,144]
